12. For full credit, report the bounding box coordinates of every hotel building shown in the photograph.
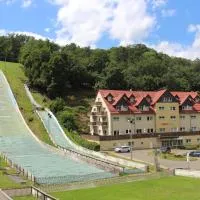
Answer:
[88,89,200,150]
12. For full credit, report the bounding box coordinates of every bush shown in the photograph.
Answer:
[49,98,65,113]
[67,131,100,151]
[58,111,77,131]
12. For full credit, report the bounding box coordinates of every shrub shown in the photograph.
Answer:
[58,111,77,131]
[49,98,65,113]
[67,131,100,151]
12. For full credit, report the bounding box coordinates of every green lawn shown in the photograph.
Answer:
[13,196,36,200]
[51,176,200,200]
[0,61,52,145]
[0,157,31,189]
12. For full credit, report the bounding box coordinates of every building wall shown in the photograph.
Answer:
[100,137,160,151]
[99,135,200,151]
[110,114,155,135]
[179,113,200,132]
[155,102,180,132]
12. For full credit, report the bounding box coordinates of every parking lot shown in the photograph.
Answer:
[112,149,200,170]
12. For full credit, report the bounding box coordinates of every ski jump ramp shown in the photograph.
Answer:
[0,71,115,184]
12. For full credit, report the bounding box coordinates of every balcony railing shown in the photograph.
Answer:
[94,101,102,106]
[96,121,108,126]
[91,111,107,116]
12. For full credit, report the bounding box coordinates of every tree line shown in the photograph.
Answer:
[1,34,200,98]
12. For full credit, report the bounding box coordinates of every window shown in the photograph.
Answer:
[159,128,165,132]
[197,138,200,142]
[159,106,164,110]
[139,105,149,111]
[147,116,153,121]
[170,116,176,120]
[159,116,165,120]
[186,139,191,143]
[126,129,131,134]
[107,95,113,102]
[171,128,177,132]
[104,130,107,135]
[136,116,142,121]
[130,97,135,103]
[182,105,192,110]
[170,106,176,110]
[191,127,196,131]
[180,127,185,131]
[114,130,119,136]
[136,129,142,134]
[141,142,143,145]
[191,115,196,119]
[147,128,154,133]
[163,97,172,102]
[180,115,185,120]
[113,117,119,121]
[128,141,134,146]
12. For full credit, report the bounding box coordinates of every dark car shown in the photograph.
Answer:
[159,146,171,153]
[189,151,200,157]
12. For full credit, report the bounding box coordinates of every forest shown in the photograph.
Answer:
[1,34,200,99]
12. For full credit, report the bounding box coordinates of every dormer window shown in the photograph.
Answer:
[195,96,200,103]
[130,96,135,103]
[182,105,192,110]
[146,95,151,103]
[116,105,128,112]
[107,95,113,102]
[163,97,172,102]
[139,105,149,111]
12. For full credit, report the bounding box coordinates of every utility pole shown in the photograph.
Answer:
[128,118,135,160]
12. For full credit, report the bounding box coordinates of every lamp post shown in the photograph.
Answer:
[128,118,135,160]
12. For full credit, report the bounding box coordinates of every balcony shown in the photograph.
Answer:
[91,111,107,116]
[88,121,97,126]
[96,121,108,126]
[94,101,102,106]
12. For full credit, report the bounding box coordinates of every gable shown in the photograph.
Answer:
[157,90,178,103]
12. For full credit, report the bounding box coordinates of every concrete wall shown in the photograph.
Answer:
[3,188,31,197]
[100,137,160,151]
[175,169,200,178]
[0,190,13,200]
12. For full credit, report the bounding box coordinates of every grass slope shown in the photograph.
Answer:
[52,176,200,200]
[0,61,52,145]
[0,157,31,189]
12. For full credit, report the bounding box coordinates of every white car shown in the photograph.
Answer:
[114,146,131,153]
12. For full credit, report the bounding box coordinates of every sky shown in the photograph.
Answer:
[0,0,200,60]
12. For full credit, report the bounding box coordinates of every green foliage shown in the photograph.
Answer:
[66,130,100,151]
[58,111,77,131]
[2,34,200,98]
[49,98,65,113]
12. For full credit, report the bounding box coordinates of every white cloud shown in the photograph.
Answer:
[150,24,200,60]
[21,0,32,8]
[109,0,156,45]
[0,0,15,5]
[51,0,156,46]
[151,0,167,9]
[0,29,48,40]
[44,28,50,33]
[161,9,176,17]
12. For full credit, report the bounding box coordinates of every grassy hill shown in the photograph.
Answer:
[0,61,53,145]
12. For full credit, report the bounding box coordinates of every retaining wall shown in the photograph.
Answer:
[175,169,200,178]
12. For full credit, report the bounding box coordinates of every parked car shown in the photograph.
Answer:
[114,146,131,153]
[159,146,171,153]
[189,151,200,157]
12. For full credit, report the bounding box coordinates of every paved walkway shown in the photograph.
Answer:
[114,149,200,170]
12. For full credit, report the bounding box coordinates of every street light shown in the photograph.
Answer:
[128,118,135,160]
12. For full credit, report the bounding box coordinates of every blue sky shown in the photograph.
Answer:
[0,0,200,59]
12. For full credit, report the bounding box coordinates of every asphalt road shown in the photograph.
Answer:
[113,149,200,170]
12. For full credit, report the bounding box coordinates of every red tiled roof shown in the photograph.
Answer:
[98,89,200,114]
